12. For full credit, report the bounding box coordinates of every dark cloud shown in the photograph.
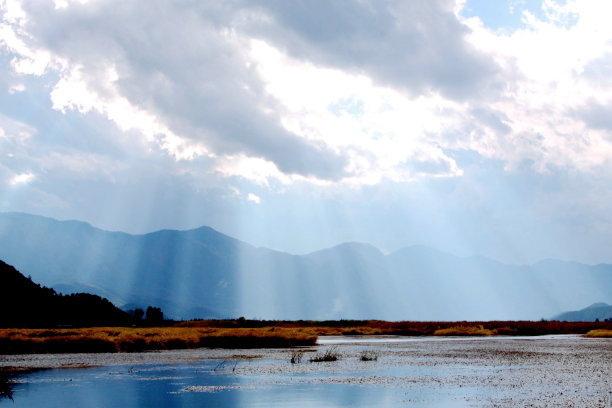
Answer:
[244,0,501,100]
[576,100,612,132]
[19,0,348,180]
[575,54,612,133]
[15,0,502,181]
[581,52,612,87]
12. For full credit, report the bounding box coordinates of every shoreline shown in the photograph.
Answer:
[3,333,611,406]
[1,320,611,356]
[1,333,607,371]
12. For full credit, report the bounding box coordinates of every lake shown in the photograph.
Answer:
[2,335,611,407]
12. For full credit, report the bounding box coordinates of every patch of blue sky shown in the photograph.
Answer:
[461,0,547,32]
[328,96,365,117]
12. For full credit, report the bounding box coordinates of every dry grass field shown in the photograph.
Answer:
[433,325,497,336]
[584,329,612,338]
[2,320,611,354]
[0,326,317,354]
[178,319,612,337]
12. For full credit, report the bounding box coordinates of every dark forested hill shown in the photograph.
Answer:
[1,212,611,321]
[0,259,132,328]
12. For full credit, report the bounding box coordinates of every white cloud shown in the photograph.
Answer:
[53,0,91,10]
[9,171,34,185]
[2,0,612,190]
[0,0,491,187]
[0,112,35,143]
[250,39,465,184]
[245,0,500,100]
[247,193,261,204]
[48,64,211,161]
[8,83,25,93]
[216,154,289,186]
[0,0,53,76]
[456,0,612,172]
[2,1,349,180]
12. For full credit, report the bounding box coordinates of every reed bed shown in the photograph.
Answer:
[0,327,317,354]
[3,320,611,354]
[309,346,339,362]
[179,319,612,337]
[584,329,612,338]
[433,325,497,336]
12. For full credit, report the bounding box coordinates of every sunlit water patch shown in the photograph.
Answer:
[4,361,468,407]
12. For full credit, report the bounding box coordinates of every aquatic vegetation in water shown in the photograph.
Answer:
[290,350,305,364]
[359,350,378,361]
[0,372,14,401]
[309,346,339,362]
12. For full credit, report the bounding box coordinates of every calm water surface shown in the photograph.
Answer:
[2,336,611,407]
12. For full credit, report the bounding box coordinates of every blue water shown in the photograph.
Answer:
[3,335,607,407]
[3,358,471,407]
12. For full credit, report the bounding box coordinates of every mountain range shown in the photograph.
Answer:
[0,212,611,321]
[553,302,612,322]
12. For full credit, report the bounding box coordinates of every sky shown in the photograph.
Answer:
[1,0,612,265]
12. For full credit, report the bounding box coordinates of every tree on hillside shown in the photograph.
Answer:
[145,306,163,323]
[129,308,144,320]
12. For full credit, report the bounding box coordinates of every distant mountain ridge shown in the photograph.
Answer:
[554,303,612,322]
[0,212,611,321]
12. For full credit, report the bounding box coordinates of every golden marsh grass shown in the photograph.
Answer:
[0,326,317,354]
[433,325,497,336]
[584,329,612,338]
[2,320,611,354]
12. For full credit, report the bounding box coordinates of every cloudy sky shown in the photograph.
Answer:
[1,0,612,264]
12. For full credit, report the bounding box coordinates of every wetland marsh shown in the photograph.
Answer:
[2,335,611,407]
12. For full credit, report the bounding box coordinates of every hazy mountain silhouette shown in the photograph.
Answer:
[52,282,128,307]
[553,302,612,322]
[0,259,132,328]
[1,212,611,320]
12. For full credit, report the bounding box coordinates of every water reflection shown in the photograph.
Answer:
[4,359,467,408]
[6,363,239,408]
[0,372,14,401]
[5,336,606,407]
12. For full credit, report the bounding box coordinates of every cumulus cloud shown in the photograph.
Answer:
[245,0,501,100]
[454,0,612,172]
[2,0,612,187]
[5,0,348,180]
[0,0,501,187]
[576,100,612,133]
